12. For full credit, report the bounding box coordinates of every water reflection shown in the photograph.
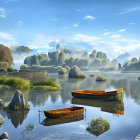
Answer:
[72,98,124,115]
[28,90,59,106]
[7,110,29,128]
[41,114,84,126]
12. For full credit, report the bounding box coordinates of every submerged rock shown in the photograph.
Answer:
[69,65,86,78]
[8,90,30,110]
[0,132,8,140]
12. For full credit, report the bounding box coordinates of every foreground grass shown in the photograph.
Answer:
[0,76,30,90]
[0,76,60,90]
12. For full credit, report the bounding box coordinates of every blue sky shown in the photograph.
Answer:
[0,0,140,58]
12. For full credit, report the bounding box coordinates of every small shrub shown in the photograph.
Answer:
[77,73,86,78]
[90,73,101,77]
[7,67,17,72]
[20,64,29,70]
[95,75,107,82]
[86,117,110,136]
[58,68,67,75]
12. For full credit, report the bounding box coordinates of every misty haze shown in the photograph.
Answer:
[0,0,140,140]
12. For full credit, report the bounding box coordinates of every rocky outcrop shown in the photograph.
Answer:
[68,65,86,78]
[0,132,8,140]
[8,90,30,110]
[69,65,81,78]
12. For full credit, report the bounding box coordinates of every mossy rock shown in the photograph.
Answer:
[58,68,67,75]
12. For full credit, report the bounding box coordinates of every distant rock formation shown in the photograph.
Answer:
[8,90,30,110]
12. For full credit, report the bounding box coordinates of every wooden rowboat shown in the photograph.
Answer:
[41,114,84,126]
[72,88,123,101]
[44,106,84,118]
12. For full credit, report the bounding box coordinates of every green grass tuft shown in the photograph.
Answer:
[77,73,87,78]
[87,117,110,136]
[0,76,30,90]
[31,79,60,90]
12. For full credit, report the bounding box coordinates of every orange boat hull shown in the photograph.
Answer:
[44,106,84,118]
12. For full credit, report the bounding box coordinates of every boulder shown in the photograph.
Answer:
[8,90,30,110]
[68,65,81,78]
[0,132,8,140]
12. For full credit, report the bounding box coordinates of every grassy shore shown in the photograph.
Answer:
[0,76,60,90]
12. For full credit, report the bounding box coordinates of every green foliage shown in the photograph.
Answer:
[7,67,17,72]
[0,76,30,90]
[58,68,67,75]
[0,44,13,66]
[87,117,110,136]
[0,62,9,69]
[77,73,86,78]
[32,79,60,90]
[20,64,29,70]
[95,75,107,82]
[90,73,101,77]
[65,66,70,71]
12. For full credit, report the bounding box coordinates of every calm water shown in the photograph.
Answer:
[0,72,140,140]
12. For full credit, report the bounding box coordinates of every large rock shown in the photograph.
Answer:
[68,65,81,78]
[0,114,4,127]
[8,90,30,110]
[0,132,8,140]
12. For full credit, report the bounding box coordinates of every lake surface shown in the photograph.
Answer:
[0,72,140,140]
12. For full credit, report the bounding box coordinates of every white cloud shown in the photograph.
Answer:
[119,6,140,15]
[73,34,100,42]
[72,33,140,58]
[117,29,127,33]
[18,21,23,26]
[28,34,59,50]
[110,34,121,38]
[128,22,135,25]
[73,24,79,27]
[79,125,86,129]
[0,8,6,18]
[84,15,96,20]
[52,18,59,21]
[0,32,17,46]
[104,32,111,36]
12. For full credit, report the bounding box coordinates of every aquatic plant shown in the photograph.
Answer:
[58,68,67,75]
[95,75,107,82]
[31,79,60,90]
[77,73,87,78]
[90,73,101,77]
[86,117,110,136]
